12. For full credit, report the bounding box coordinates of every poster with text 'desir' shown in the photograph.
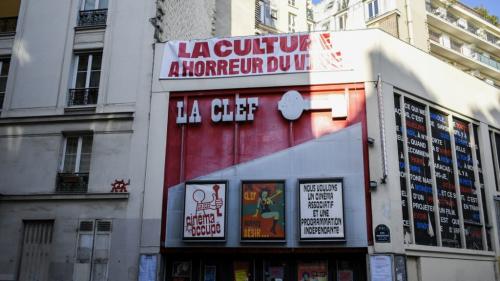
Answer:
[299,179,344,240]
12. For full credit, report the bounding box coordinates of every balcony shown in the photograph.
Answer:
[56,173,89,193]
[429,36,500,85]
[426,5,500,53]
[77,9,107,28]
[0,17,17,34]
[68,88,98,107]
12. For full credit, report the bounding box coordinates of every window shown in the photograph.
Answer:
[288,0,295,7]
[271,9,278,20]
[367,0,379,19]
[322,21,330,31]
[256,0,276,28]
[81,0,108,11]
[338,13,348,30]
[394,93,491,251]
[57,134,93,192]
[0,58,10,111]
[69,52,102,107]
[490,130,500,190]
[78,0,108,27]
[288,13,296,32]
[18,221,54,280]
[76,220,112,281]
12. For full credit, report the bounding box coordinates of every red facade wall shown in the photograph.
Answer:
[162,83,372,244]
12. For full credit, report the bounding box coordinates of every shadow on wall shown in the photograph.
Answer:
[367,44,498,281]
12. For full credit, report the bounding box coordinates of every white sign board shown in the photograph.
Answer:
[299,179,344,240]
[160,32,346,79]
[369,255,393,281]
[183,181,226,240]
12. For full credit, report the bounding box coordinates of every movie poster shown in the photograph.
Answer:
[297,261,328,281]
[241,181,285,240]
[183,181,226,240]
[299,179,344,240]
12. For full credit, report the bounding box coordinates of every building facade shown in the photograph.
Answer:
[1,0,500,281]
[0,0,156,280]
[312,0,500,88]
[152,29,500,281]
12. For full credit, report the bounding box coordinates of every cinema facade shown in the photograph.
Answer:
[147,29,500,281]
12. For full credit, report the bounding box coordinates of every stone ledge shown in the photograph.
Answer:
[0,192,129,201]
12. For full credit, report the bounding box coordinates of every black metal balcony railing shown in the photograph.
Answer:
[0,17,17,34]
[68,88,98,107]
[78,9,107,27]
[56,173,89,193]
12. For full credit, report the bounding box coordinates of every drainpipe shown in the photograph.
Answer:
[405,0,415,45]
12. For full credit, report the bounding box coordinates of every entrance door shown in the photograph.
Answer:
[18,220,54,281]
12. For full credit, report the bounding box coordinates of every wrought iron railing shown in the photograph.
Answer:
[78,9,107,27]
[0,17,17,34]
[56,173,89,193]
[68,88,98,107]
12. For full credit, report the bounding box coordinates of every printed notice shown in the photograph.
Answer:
[299,179,344,240]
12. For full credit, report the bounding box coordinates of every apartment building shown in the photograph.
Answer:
[313,0,500,87]
[0,0,156,280]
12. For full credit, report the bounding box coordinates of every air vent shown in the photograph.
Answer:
[96,220,112,232]
[79,221,94,231]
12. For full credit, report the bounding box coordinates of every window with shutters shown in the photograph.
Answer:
[74,220,112,281]
[18,221,54,281]
[56,134,93,193]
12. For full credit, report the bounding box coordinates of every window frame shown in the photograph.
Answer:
[394,89,491,252]
[80,0,108,11]
[60,133,93,174]
[337,12,348,31]
[0,57,10,112]
[72,52,102,90]
[366,0,379,20]
[288,12,296,33]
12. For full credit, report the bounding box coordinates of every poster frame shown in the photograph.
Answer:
[240,179,287,242]
[298,178,346,241]
[182,180,228,241]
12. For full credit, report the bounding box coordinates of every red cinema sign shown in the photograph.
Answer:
[160,32,346,79]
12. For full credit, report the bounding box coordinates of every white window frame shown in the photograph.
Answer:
[72,52,101,90]
[322,21,330,31]
[366,0,379,20]
[60,134,93,173]
[337,12,348,31]
[288,13,296,33]
[81,0,107,11]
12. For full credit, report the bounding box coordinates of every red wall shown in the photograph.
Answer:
[162,83,372,244]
